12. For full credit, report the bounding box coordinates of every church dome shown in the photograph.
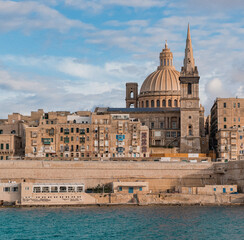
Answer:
[140,68,180,94]
[138,42,181,108]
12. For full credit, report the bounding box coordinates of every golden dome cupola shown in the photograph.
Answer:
[138,42,181,108]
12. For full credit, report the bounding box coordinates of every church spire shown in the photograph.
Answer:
[181,24,198,76]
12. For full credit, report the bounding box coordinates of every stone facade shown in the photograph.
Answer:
[210,98,244,156]
[216,127,244,161]
[25,111,150,159]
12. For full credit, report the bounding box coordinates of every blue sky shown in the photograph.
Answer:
[0,0,244,118]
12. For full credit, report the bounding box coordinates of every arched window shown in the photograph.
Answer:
[167,59,169,66]
[168,99,172,107]
[157,100,160,107]
[174,99,178,107]
[142,101,144,108]
[162,100,166,107]
[146,100,149,108]
[164,59,166,66]
[11,130,16,134]
[189,125,193,136]
[188,83,192,95]
[130,91,134,98]
[151,100,154,108]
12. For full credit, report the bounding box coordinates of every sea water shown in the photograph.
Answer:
[0,206,243,240]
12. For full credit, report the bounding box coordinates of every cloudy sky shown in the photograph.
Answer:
[0,0,244,118]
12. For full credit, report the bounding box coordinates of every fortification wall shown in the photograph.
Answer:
[0,160,216,192]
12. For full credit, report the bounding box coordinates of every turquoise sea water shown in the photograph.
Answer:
[0,206,243,240]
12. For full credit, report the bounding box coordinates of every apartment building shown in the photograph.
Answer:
[210,98,244,154]
[217,127,244,161]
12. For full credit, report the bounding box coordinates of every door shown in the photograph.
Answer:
[129,187,134,193]
[223,188,226,193]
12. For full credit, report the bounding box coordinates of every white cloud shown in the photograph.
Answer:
[0,0,93,33]
[0,55,156,117]
[64,0,166,11]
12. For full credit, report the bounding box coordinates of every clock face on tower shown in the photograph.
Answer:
[187,58,191,64]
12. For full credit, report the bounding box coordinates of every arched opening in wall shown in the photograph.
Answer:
[142,101,144,108]
[151,100,154,108]
[188,125,193,136]
[146,100,149,108]
[174,99,178,107]
[188,83,192,95]
[164,59,166,66]
[168,99,172,107]
[157,100,160,107]
[167,59,169,66]
[11,130,16,134]
[130,103,135,108]
[162,100,166,107]
[130,91,134,98]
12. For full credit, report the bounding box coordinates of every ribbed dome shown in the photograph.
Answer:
[139,42,180,96]
[140,68,180,94]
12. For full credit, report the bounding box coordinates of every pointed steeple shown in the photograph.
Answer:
[181,24,198,76]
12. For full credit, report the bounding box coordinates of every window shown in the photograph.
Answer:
[151,100,154,108]
[238,103,240,108]
[157,100,160,107]
[224,125,227,129]
[171,132,176,138]
[162,100,166,107]
[151,122,154,129]
[6,144,9,150]
[168,99,172,107]
[188,125,193,136]
[0,130,3,134]
[160,122,164,129]
[239,117,240,122]
[42,187,49,193]
[76,128,79,133]
[130,91,134,98]
[3,187,10,192]
[174,99,178,107]
[172,122,177,129]
[11,130,16,134]
[71,128,74,133]
[59,186,67,192]
[119,186,122,191]
[146,100,149,108]
[139,187,142,191]
[224,102,226,108]
[77,186,83,192]
[234,103,236,108]
[12,187,18,192]
[60,136,63,141]
[230,188,233,191]
[51,186,58,193]
[68,186,75,192]
[166,132,170,138]
[87,128,89,133]
[188,83,192,94]
[60,128,63,133]
[224,117,226,122]
[142,101,144,108]
[167,59,169,66]
[33,187,41,193]
[213,188,216,192]
[0,144,3,150]
[234,118,236,122]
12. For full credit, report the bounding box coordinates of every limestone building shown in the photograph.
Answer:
[98,24,206,154]
[25,111,149,159]
[216,127,244,161]
[210,97,244,155]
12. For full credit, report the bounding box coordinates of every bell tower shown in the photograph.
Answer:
[126,83,138,108]
[179,24,201,153]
